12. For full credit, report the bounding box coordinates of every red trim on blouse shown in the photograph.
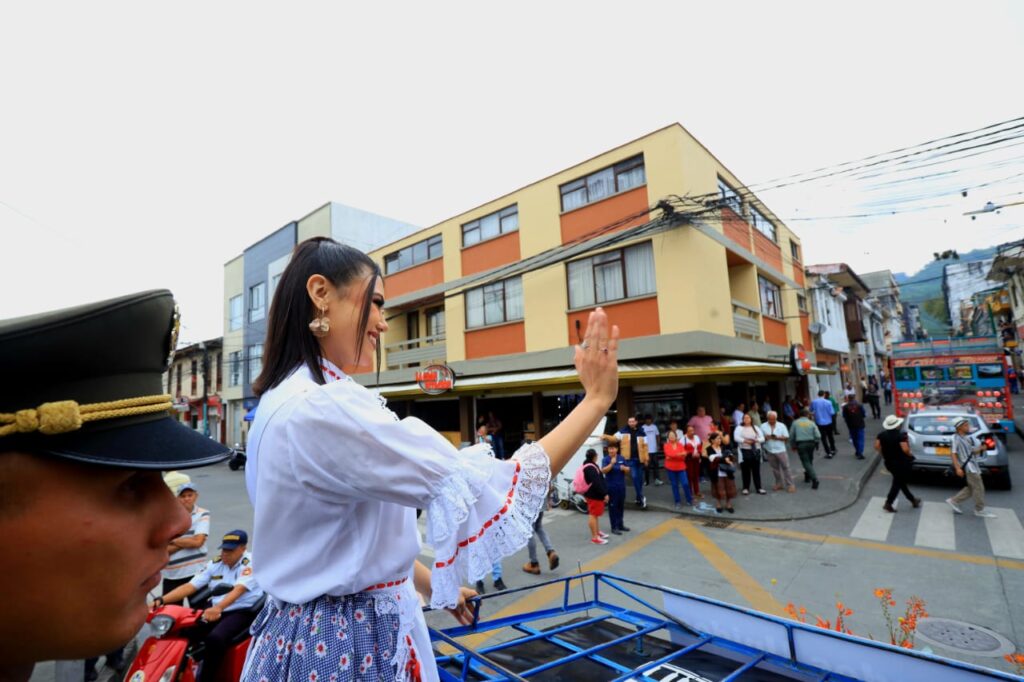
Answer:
[362,576,408,592]
[321,363,344,383]
[433,461,521,570]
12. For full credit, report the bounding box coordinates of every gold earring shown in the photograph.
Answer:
[308,304,330,337]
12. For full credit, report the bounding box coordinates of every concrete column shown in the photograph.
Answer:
[615,386,634,430]
[459,396,474,444]
[694,383,720,416]
[532,392,544,440]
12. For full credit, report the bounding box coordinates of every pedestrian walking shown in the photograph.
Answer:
[876,415,920,513]
[706,433,737,513]
[842,397,867,459]
[946,418,997,518]
[601,441,630,534]
[733,413,766,495]
[826,391,841,436]
[788,408,821,490]
[810,391,837,457]
[761,411,795,493]
[866,378,881,419]
[662,430,692,509]
[882,376,893,405]
[618,415,649,508]
[241,238,620,682]
[581,448,610,544]
[522,508,560,575]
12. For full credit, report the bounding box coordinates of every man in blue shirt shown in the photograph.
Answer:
[810,391,837,457]
[601,441,631,534]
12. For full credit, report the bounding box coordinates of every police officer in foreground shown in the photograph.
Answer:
[0,291,230,682]
[156,530,264,682]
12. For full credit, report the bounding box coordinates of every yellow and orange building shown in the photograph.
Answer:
[360,124,819,445]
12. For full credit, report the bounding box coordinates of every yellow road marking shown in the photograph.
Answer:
[675,520,784,616]
[730,521,1024,571]
[446,517,783,652]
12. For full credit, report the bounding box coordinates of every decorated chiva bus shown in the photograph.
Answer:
[891,336,1015,435]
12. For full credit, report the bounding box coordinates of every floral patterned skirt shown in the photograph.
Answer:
[242,584,421,682]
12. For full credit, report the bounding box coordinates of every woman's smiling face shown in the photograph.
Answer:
[315,270,388,369]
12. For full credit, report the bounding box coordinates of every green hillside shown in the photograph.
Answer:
[893,245,999,338]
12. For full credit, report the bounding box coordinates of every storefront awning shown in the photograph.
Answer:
[378,358,831,398]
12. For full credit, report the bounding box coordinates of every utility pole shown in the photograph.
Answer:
[200,341,210,438]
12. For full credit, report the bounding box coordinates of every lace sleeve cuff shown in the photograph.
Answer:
[426,442,551,610]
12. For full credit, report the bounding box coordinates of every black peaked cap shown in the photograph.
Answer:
[0,289,230,469]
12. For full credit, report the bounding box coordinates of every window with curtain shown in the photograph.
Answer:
[462,205,518,247]
[384,234,443,274]
[789,239,801,262]
[567,242,656,308]
[559,155,646,212]
[758,276,782,318]
[465,276,524,329]
[229,351,241,386]
[426,307,446,338]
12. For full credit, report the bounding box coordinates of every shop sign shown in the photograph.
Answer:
[789,344,811,376]
[416,364,456,395]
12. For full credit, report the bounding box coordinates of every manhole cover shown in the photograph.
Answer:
[702,519,733,529]
[914,618,1015,657]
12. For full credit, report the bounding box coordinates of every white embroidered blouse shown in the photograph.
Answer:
[245,359,551,679]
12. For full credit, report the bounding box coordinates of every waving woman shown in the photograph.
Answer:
[241,237,619,682]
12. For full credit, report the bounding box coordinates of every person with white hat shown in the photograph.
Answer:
[875,415,921,513]
[946,418,997,518]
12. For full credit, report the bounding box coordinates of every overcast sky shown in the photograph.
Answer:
[2,0,1023,343]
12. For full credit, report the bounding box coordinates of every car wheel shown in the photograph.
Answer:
[228,458,240,471]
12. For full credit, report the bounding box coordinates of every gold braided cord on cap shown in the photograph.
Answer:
[0,394,174,438]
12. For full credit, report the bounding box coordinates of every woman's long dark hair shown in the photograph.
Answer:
[253,237,380,396]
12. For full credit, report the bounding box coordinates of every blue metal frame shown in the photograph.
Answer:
[427,572,1019,681]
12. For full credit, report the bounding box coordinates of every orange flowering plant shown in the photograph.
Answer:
[1004,652,1024,674]
[785,600,854,635]
[875,587,928,649]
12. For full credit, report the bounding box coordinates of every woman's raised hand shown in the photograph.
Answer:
[574,307,619,408]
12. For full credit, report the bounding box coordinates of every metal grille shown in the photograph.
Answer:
[702,519,733,529]
[915,618,1014,656]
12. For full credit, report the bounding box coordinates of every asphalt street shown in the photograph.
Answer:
[34,423,1024,681]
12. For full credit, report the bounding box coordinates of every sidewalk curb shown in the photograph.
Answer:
[648,452,882,523]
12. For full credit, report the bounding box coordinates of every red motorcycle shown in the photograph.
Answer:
[123,585,265,682]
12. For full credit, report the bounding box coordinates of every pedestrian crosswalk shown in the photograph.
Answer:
[850,497,1024,559]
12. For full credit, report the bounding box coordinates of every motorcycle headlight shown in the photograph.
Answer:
[150,614,175,638]
[157,664,178,682]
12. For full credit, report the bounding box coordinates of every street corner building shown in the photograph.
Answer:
[222,124,834,447]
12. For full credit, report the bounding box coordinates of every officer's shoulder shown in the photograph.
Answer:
[212,554,222,563]
[241,555,251,565]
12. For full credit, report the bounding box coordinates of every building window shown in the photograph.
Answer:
[462,205,518,247]
[247,344,263,385]
[750,207,777,242]
[718,177,742,215]
[228,295,243,331]
[758,276,783,318]
[426,306,446,338]
[465,277,523,329]
[269,273,282,303]
[249,283,266,323]
[790,240,801,262]
[560,155,646,212]
[215,353,222,392]
[797,294,808,313]
[229,351,242,387]
[190,359,198,394]
[384,235,443,275]
[567,242,656,309]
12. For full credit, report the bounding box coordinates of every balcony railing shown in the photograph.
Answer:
[732,299,762,341]
[385,333,447,370]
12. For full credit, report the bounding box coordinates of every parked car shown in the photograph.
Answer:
[904,407,1011,489]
